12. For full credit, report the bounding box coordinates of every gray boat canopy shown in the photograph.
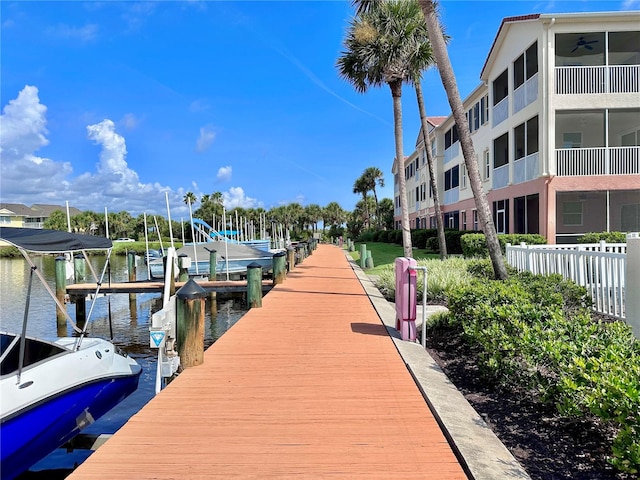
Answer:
[0,227,112,253]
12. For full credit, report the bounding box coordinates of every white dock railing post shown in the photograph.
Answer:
[626,233,640,338]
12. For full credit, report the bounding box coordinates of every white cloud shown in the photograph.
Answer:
[189,98,210,112]
[119,113,141,130]
[46,23,98,42]
[216,166,232,182]
[0,85,73,196]
[195,125,216,153]
[222,187,261,209]
[0,86,185,216]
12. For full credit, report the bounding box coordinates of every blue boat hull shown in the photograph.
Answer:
[0,372,141,480]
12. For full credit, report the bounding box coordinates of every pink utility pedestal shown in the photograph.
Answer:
[394,257,417,341]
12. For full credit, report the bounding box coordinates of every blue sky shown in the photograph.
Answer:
[1,0,637,219]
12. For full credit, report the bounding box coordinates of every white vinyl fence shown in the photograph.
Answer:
[506,241,627,320]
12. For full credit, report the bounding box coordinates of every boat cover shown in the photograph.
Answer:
[0,227,112,252]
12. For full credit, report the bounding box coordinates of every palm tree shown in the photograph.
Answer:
[352,176,370,229]
[339,0,432,258]
[414,82,447,259]
[323,202,347,231]
[183,191,197,206]
[361,166,385,229]
[416,0,507,279]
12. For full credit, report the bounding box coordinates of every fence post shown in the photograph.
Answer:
[626,233,639,338]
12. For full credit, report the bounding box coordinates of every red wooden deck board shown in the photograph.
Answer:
[68,244,466,479]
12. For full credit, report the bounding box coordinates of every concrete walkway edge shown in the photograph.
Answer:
[346,252,531,480]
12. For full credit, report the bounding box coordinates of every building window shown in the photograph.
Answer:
[445,125,459,149]
[621,204,640,231]
[0,216,10,225]
[444,165,460,191]
[461,210,467,230]
[494,133,509,168]
[563,201,583,226]
[444,211,460,230]
[484,150,491,180]
[493,69,508,105]
[420,183,427,201]
[493,199,509,234]
[481,95,489,125]
[473,210,479,230]
[514,41,538,89]
[461,164,467,189]
[514,194,540,234]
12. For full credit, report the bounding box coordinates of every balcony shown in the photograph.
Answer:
[556,146,640,176]
[555,65,640,95]
[444,141,459,165]
[513,73,538,114]
[492,164,509,189]
[513,152,539,184]
[492,97,509,127]
[443,188,459,205]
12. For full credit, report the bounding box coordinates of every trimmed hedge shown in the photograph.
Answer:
[461,233,547,257]
[578,231,628,243]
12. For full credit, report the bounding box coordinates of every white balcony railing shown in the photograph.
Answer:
[492,97,509,127]
[513,73,538,114]
[513,152,539,184]
[556,146,640,176]
[444,141,459,165]
[555,65,640,95]
[492,164,509,189]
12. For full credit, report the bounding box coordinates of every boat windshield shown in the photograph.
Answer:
[0,335,67,376]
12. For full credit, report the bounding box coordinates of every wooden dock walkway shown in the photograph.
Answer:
[68,244,467,479]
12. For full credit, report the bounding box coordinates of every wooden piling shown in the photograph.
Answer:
[272,251,286,285]
[178,254,189,282]
[208,249,217,281]
[127,251,136,282]
[246,262,262,308]
[176,279,206,368]
[55,256,67,327]
[73,254,86,283]
[287,247,295,271]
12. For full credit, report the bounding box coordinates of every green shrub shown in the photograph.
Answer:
[461,233,547,257]
[578,231,628,243]
[446,273,639,474]
[378,230,390,243]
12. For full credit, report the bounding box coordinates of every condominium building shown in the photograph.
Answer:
[393,11,640,243]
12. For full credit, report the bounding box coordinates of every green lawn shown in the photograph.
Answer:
[348,242,439,276]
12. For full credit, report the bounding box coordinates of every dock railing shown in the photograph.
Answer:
[505,241,627,320]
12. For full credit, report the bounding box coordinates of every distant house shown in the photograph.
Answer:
[393,10,640,243]
[0,203,82,229]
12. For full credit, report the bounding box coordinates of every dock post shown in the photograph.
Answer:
[176,279,206,368]
[359,244,367,269]
[287,247,295,271]
[209,291,217,319]
[55,256,67,327]
[246,262,263,308]
[272,251,286,285]
[73,254,86,283]
[178,254,189,282]
[127,251,136,282]
[208,249,217,281]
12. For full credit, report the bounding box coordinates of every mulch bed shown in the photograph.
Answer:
[425,324,633,480]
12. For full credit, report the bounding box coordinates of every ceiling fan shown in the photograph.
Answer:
[571,36,599,53]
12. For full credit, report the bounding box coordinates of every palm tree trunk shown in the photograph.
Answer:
[418,0,507,279]
[372,188,380,229]
[390,79,413,258]
[415,81,447,259]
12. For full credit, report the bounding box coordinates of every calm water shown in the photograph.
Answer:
[0,254,248,476]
